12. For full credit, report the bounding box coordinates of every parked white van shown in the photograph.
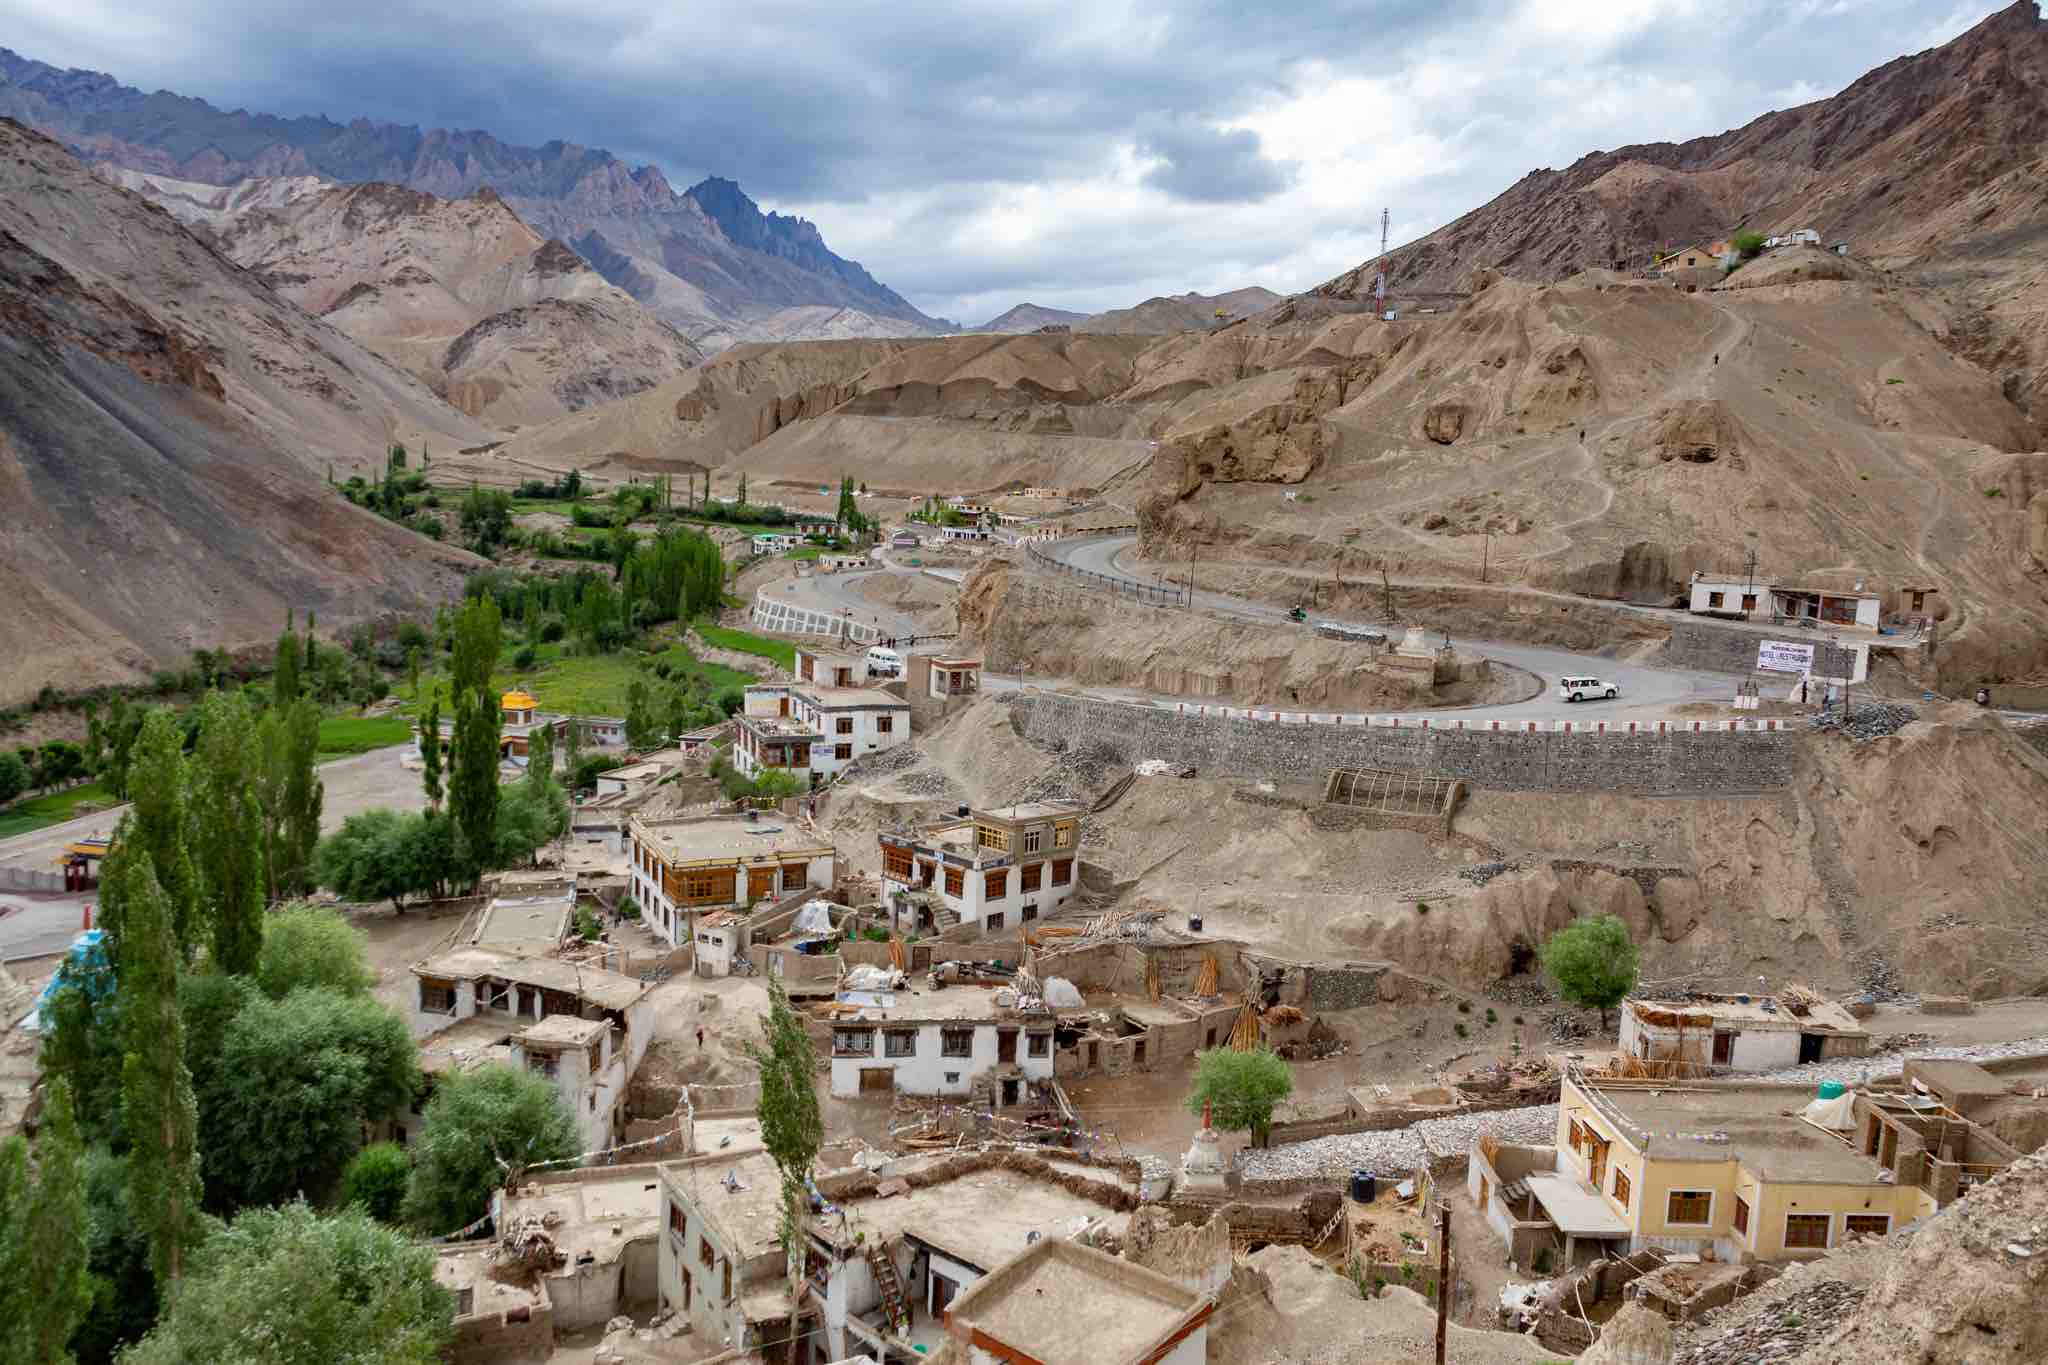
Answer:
[1557,676,1618,702]
[865,647,904,679]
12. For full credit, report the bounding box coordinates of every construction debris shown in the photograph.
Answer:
[1808,702,1917,740]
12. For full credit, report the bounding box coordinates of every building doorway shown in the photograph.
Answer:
[1798,1033,1825,1065]
[997,1030,1017,1064]
[1712,1032,1734,1066]
[860,1068,893,1095]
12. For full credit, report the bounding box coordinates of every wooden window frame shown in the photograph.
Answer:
[1666,1190,1713,1227]
[1783,1213,1831,1250]
[1733,1194,1751,1239]
[1022,828,1041,854]
[781,860,808,888]
[699,1237,716,1269]
[984,869,1007,900]
[1053,821,1074,849]
[834,1029,875,1057]
[976,823,1011,852]
[1020,861,1043,892]
[986,911,1004,931]
[834,743,852,760]
[943,865,964,897]
[876,714,893,734]
[1027,1032,1050,1058]
[1612,1168,1631,1208]
[885,1030,917,1058]
[419,979,457,1014]
[836,717,854,735]
[1051,858,1073,886]
[940,1028,974,1059]
[1843,1213,1891,1240]
[883,847,913,880]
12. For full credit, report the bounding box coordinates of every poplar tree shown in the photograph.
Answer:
[118,852,202,1286]
[419,695,444,810]
[745,976,823,1258]
[114,710,199,961]
[194,693,266,976]
[0,1078,91,1365]
[447,597,503,881]
[273,623,301,705]
[278,701,325,896]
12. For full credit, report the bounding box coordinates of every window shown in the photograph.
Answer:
[419,979,456,1014]
[1844,1214,1891,1239]
[1784,1214,1831,1250]
[877,714,893,734]
[700,1237,715,1269]
[986,912,1004,931]
[1053,821,1074,849]
[1021,903,1038,921]
[985,869,1008,900]
[527,1052,558,1079]
[1611,1169,1631,1207]
[1733,1195,1751,1238]
[1027,1033,1049,1057]
[1052,859,1073,886]
[834,1029,875,1056]
[670,1202,686,1239]
[836,717,854,735]
[835,743,852,760]
[944,1072,960,1084]
[782,860,808,887]
[1020,862,1042,892]
[976,823,1011,852]
[883,846,913,880]
[1666,1191,1712,1226]
[944,866,964,897]
[885,1030,917,1058]
[1708,591,1725,608]
[1022,828,1041,854]
[941,1028,973,1058]
[680,868,737,906]
[722,1260,732,1301]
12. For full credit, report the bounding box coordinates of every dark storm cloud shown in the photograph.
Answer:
[1138,119,1295,202]
[0,0,2006,318]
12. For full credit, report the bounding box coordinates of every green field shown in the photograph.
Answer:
[315,713,414,760]
[694,625,798,671]
[0,782,119,839]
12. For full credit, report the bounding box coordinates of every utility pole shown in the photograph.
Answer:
[1434,1204,1451,1365]
[1186,538,1196,610]
[1481,533,1491,585]
[1743,544,1759,621]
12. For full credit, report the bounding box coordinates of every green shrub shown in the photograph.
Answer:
[340,1142,412,1224]
[1454,1022,1468,1039]
[1457,1001,1471,1014]
[1485,1008,1498,1025]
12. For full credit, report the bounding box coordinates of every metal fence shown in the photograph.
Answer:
[1025,539,1188,607]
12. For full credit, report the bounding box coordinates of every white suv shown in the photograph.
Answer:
[1558,676,1618,703]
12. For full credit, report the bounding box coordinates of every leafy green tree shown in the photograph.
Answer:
[117,852,202,1285]
[1538,914,1639,1029]
[418,694,443,811]
[256,903,376,1000]
[114,710,200,961]
[458,485,513,556]
[0,749,27,807]
[312,810,449,909]
[1185,1046,1293,1147]
[254,700,325,898]
[624,678,660,749]
[448,596,504,882]
[197,990,420,1211]
[38,962,124,1143]
[744,975,824,1255]
[273,622,302,705]
[193,692,266,976]
[340,1143,411,1225]
[403,1065,575,1235]
[122,1202,453,1365]
[736,471,748,508]
[525,718,555,790]
[406,645,423,700]
[0,1078,92,1365]
[1732,229,1766,259]
[70,1146,156,1365]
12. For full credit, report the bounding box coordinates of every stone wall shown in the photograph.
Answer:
[1007,693,1798,795]
[1659,620,1775,675]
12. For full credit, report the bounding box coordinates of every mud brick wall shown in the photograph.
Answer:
[1008,694,1797,795]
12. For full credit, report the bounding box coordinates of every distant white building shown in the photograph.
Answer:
[628,814,836,949]
[735,683,910,782]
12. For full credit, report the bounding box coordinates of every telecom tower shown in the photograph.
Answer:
[1375,208,1390,316]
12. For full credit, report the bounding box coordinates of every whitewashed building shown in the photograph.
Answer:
[878,802,1085,934]
[1620,995,1872,1073]
[628,814,836,949]
[827,985,1057,1101]
[734,683,910,782]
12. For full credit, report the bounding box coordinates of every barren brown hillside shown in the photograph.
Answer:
[0,119,484,700]
[1314,2,2048,415]
[104,170,704,428]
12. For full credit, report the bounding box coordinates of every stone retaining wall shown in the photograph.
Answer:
[1008,692,1798,795]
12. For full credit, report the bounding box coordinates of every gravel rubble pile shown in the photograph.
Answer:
[1455,861,1518,887]
[847,744,926,777]
[1239,1104,1559,1181]
[1673,1278,1865,1365]
[1006,737,1126,805]
[1808,702,1917,740]
[891,769,962,798]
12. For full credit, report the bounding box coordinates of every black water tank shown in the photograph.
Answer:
[1350,1171,1376,1204]
[1188,915,1203,933]
[957,803,970,818]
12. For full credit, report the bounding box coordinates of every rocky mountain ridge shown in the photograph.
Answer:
[98,167,703,427]
[0,46,946,347]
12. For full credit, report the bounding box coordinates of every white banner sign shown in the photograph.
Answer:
[1756,640,1815,674]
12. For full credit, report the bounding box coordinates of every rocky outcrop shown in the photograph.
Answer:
[1423,402,1468,444]
[2029,490,2048,569]
[1636,399,1746,469]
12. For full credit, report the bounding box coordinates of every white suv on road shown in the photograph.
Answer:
[1557,676,1618,703]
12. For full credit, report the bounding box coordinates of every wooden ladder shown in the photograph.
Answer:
[867,1243,909,1337]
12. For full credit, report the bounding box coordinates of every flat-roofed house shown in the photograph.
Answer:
[1619,994,1871,1073]
[879,802,1084,934]
[939,1237,1214,1365]
[1557,1070,1931,1262]
[735,683,910,782]
[628,814,835,949]
[827,980,1057,1103]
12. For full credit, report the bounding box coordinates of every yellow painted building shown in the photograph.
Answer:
[1558,1074,1933,1262]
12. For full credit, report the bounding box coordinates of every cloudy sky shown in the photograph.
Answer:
[1,0,2003,323]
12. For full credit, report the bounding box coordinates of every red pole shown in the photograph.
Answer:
[83,901,94,930]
